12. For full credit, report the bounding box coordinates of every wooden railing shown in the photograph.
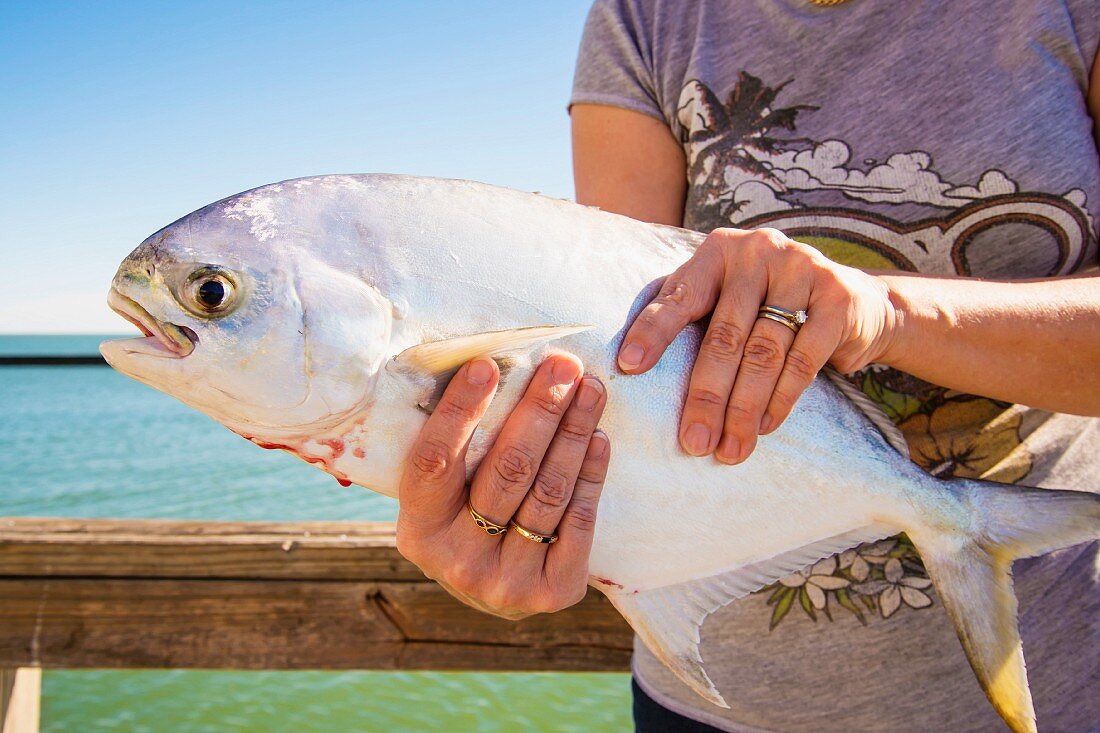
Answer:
[0,518,632,732]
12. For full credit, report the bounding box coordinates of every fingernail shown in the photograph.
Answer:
[589,430,609,458]
[717,435,741,463]
[759,415,773,434]
[467,358,493,385]
[618,342,644,370]
[576,378,603,410]
[683,423,711,455]
[552,357,580,384]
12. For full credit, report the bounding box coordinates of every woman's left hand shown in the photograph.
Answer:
[617,227,897,464]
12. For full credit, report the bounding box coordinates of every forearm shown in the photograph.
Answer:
[878,273,1100,415]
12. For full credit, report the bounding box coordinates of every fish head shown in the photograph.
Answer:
[100,189,395,441]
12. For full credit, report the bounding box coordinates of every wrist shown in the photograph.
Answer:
[873,273,953,371]
[877,275,908,367]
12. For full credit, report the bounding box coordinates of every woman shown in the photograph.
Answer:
[396,1,1100,730]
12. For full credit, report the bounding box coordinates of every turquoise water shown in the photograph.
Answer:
[1,335,632,732]
[0,334,119,356]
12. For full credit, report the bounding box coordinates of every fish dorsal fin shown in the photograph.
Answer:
[649,221,707,254]
[605,524,896,707]
[389,325,592,411]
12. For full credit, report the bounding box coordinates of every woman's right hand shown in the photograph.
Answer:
[395,354,611,620]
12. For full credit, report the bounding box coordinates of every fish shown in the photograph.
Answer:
[100,174,1099,733]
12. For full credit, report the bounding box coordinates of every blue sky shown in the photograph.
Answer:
[0,1,594,332]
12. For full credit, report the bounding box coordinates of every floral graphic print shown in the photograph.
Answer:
[900,397,1032,483]
[768,537,931,628]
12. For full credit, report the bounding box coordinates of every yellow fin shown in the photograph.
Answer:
[919,540,1034,733]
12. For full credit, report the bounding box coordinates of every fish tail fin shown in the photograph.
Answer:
[912,479,1100,733]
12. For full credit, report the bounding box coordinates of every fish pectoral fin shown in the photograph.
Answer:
[388,325,592,411]
[605,524,897,708]
[393,325,592,375]
[913,479,1100,733]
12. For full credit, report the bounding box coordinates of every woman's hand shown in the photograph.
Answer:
[618,227,896,464]
[396,355,610,620]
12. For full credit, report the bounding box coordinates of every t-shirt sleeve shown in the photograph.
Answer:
[569,0,665,123]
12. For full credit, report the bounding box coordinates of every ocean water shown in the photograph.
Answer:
[1,335,632,732]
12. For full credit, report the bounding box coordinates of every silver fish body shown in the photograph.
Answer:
[101,175,1099,733]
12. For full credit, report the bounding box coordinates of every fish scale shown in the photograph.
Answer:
[100,174,1100,733]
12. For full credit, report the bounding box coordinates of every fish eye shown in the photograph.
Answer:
[197,279,226,308]
[182,267,238,316]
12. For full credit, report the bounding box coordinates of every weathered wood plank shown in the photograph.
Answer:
[376,583,630,648]
[1,668,40,733]
[0,518,422,581]
[0,518,633,672]
[0,579,630,671]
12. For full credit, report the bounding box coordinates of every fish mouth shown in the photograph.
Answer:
[105,288,196,358]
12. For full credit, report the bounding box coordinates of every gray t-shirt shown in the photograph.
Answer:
[571,1,1100,731]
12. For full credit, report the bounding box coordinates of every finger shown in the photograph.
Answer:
[717,290,809,464]
[398,357,499,528]
[465,354,582,534]
[760,314,842,435]
[678,276,766,456]
[546,429,611,594]
[503,376,607,568]
[617,246,723,374]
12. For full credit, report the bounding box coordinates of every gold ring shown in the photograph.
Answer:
[757,311,800,334]
[508,520,558,544]
[468,502,508,537]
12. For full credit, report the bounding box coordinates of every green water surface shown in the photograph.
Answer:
[42,671,631,732]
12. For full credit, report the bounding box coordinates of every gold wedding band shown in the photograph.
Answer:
[758,311,800,333]
[508,520,559,544]
[468,502,508,537]
[757,305,808,334]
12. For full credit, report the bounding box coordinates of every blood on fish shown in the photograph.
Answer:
[594,577,624,589]
[237,431,354,488]
[242,435,293,452]
[319,438,345,458]
[353,447,366,459]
